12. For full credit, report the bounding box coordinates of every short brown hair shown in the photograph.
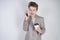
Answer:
[28,1,38,10]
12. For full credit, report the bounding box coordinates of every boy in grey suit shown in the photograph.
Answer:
[23,1,46,40]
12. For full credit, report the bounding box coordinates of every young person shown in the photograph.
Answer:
[23,1,46,40]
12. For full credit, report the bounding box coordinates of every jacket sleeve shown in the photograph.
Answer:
[23,18,29,31]
[40,17,46,35]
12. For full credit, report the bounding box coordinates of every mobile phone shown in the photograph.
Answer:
[26,13,28,16]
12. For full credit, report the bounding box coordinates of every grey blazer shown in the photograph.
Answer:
[23,14,45,40]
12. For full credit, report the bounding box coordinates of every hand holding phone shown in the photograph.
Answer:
[24,10,29,21]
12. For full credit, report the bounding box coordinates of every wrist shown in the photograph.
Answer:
[25,17,29,21]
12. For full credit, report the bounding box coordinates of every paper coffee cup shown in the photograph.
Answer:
[34,25,39,30]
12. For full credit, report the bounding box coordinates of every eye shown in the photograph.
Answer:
[29,9,32,11]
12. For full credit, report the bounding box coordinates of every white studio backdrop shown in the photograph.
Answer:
[0,0,60,40]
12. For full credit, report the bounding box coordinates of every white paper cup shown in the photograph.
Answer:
[34,25,39,30]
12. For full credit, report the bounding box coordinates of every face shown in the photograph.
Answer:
[29,6,37,16]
